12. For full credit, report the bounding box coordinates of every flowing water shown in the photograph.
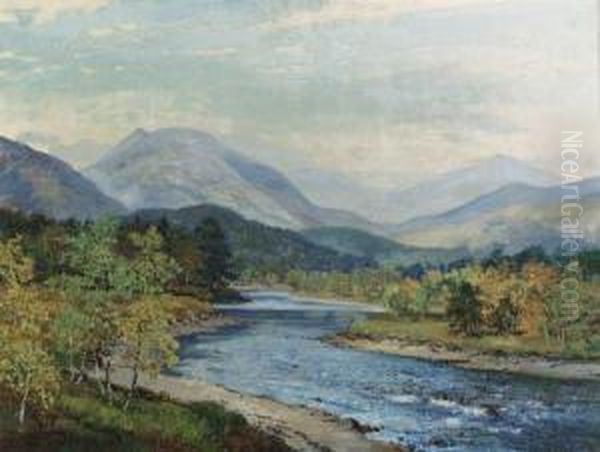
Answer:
[172,292,600,451]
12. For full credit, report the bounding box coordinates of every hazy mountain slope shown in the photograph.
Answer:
[129,205,374,273]
[392,178,600,254]
[0,136,126,220]
[378,155,557,223]
[303,227,469,266]
[86,128,377,232]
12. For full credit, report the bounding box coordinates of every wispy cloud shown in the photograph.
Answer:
[193,47,238,58]
[0,0,112,25]
[0,50,38,63]
[79,66,96,76]
[89,22,138,38]
[261,0,509,30]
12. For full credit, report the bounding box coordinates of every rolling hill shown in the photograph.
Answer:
[129,204,375,273]
[86,128,378,232]
[0,136,126,220]
[391,178,600,254]
[377,155,557,223]
[303,226,469,267]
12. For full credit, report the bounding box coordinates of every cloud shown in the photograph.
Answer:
[89,22,138,38]
[79,66,96,76]
[0,50,38,62]
[193,47,238,58]
[0,0,111,25]
[261,0,509,30]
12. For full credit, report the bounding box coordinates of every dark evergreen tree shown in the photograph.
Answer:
[446,279,484,336]
[195,218,235,296]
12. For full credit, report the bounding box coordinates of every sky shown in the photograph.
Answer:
[0,0,598,201]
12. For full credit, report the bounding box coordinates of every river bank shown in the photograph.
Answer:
[169,291,600,451]
[238,289,600,381]
[329,332,600,382]
[163,302,403,451]
[109,365,403,452]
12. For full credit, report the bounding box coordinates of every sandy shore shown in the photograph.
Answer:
[121,311,402,452]
[109,366,402,452]
[330,334,600,382]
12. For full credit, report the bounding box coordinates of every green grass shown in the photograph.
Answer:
[0,384,290,452]
[349,314,600,359]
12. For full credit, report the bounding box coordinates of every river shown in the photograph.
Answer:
[172,292,600,452]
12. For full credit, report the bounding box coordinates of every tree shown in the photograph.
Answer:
[61,220,124,399]
[383,279,418,316]
[0,339,61,426]
[63,218,122,292]
[0,235,34,288]
[195,218,235,296]
[118,298,178,409]
[579,250,600,281]
[446,277,484,337]
[126,226,181,296]
[414,271,447,319]
[0,237,60,425]
[489,295,521,336]
[165,227,203,293]
[50,305,91,382]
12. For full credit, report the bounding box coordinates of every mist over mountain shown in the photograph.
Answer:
[5,128,597,260]
[86,128,377,232]
[303,226,469,267]
[374,155,558,224]
[0,136,126,220]
[391,177,600,254]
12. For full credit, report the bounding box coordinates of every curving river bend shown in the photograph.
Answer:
[172,292,600,452]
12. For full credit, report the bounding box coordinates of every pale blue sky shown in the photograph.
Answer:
[0,0,597,192]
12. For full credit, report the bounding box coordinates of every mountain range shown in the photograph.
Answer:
[1,128,599,262]
[375,155,558,224]
[85,128,377,233]
[391,178,600,254]
[0,136,125,220]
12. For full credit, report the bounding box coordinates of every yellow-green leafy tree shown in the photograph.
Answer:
[118,298,178,409]
[117,227,181,408]
[127,226,181,296]
[0,237,61,425]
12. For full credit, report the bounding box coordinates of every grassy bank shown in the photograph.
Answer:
[0,383,290,452]
[347,314,600,360]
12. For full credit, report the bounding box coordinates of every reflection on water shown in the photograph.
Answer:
[172,292,600,451]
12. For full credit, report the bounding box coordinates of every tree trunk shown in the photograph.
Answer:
[18,376,31,426]
[68,337,77,382]
[124,365,139,411]
[95,356,105,396]
[104,357,113,403]
[131,366,139,395]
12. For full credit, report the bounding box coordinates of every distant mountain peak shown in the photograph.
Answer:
[0,135,35,157]
[469,154,546,172]
[86,127,376,232]
[127,127,219,144]
[0,135,126,220]
[129,127,149,139]
[377,153,557,224]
